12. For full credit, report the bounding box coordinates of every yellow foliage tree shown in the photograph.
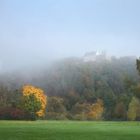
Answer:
[22,85,47,117]
[88,99,104,120]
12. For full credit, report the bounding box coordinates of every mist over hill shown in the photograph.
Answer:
[0,53,138,93]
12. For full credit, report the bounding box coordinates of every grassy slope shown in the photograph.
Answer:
[0,121,140,140]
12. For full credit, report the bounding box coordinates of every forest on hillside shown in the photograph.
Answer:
[0,56,140,121]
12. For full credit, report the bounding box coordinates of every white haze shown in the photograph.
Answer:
[0,0,140,72]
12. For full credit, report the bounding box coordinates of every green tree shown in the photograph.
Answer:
[136,58,140,74]
[22,94,41,120]
[133,84,140,99]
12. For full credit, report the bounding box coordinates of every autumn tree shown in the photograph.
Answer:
[46,96,67,120]
[22,85,47,119]
[71,99,104,120]
[114,102,127,120]
[71,103,90,120]
[127,97,140,120]
[87,99,104,120]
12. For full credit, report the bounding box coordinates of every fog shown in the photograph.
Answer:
[0,0,140,72]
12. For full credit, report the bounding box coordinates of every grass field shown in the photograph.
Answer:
[0,121,140,140]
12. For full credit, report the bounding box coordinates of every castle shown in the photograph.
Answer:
[83,51,110,62]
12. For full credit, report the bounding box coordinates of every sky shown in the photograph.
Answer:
[0,0,140,71]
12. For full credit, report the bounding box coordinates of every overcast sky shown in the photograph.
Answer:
[0,0,140,71]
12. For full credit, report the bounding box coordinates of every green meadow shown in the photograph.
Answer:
[0,121,140,140]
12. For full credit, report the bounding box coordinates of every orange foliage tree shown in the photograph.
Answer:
[22,85,47,118]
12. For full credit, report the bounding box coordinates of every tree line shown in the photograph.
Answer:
[0,56,140,120]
